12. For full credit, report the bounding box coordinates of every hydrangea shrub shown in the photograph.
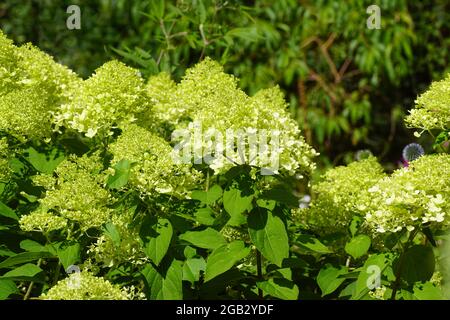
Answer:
[0,32,449,301]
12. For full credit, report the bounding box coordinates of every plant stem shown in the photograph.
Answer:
[24,258,42,300]
[345,256,351,268]
[205,170,210,192]
[256,249,263,299]
[390,229,419,300]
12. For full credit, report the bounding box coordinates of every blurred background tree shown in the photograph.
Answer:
[1,0,448,169]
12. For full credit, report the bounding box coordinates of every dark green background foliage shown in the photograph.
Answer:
[1,0,449,167]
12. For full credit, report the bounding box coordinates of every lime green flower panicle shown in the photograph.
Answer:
[109,124,203,197]
[405,73,450,131]
[172,58,317,176]
[88,208,147,268]
[40,272,130,300]
[177,57,244,120]
[296,157,385,234]
[19,154,112,233]
[54,60,151,138]
[0,138,11,181]
[365,154,450,233]
[0,32,80,140]
[0,31,20,95]
[250,86,318,176]
[20,207,68,233]
[136,72,178,135]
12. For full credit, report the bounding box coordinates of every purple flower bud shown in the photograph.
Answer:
[402,143,424,163]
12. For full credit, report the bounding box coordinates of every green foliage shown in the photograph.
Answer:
[2,1,449,165]
[0,26,449,301]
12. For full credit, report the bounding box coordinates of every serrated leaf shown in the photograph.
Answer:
[204,241,250,282]
[248,209,289,267]
[179,228,226,250]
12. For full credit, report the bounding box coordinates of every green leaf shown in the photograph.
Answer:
[191,185,223,205]
[260,186,298,207]
[0,246,16,257]
[159,260,183,300]
[248,210,289,267]
[57,243,80,270]
[256,199,276,211]
[179,228,226,250]
[142,260,183,300]
[0,263,44,282]
[339,281,356,298]
[0,201,18,220]
[257,278,299,300]
[349,216,362,237]
[0,251,54,268]
[183,257,206,285]
[144,218,173,266]
[20,240,48,253]
[0,279,18,299]
[345,235,371,259]
[296,234,332,254]
[413,282,443,300]
[223,187,253,226]
[204,241,250,282]
[23,147,64,174]
[183,246,197,259]
[317,265,348,296]
[194,207,216,226]
[353,254,391,300]
[106,159,131,189]
[225,27,261,42]
[397,245,435,285]
[103,223,121,247]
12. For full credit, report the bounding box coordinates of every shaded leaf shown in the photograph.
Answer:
[204,241,250,282]
[179,228,226,250]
